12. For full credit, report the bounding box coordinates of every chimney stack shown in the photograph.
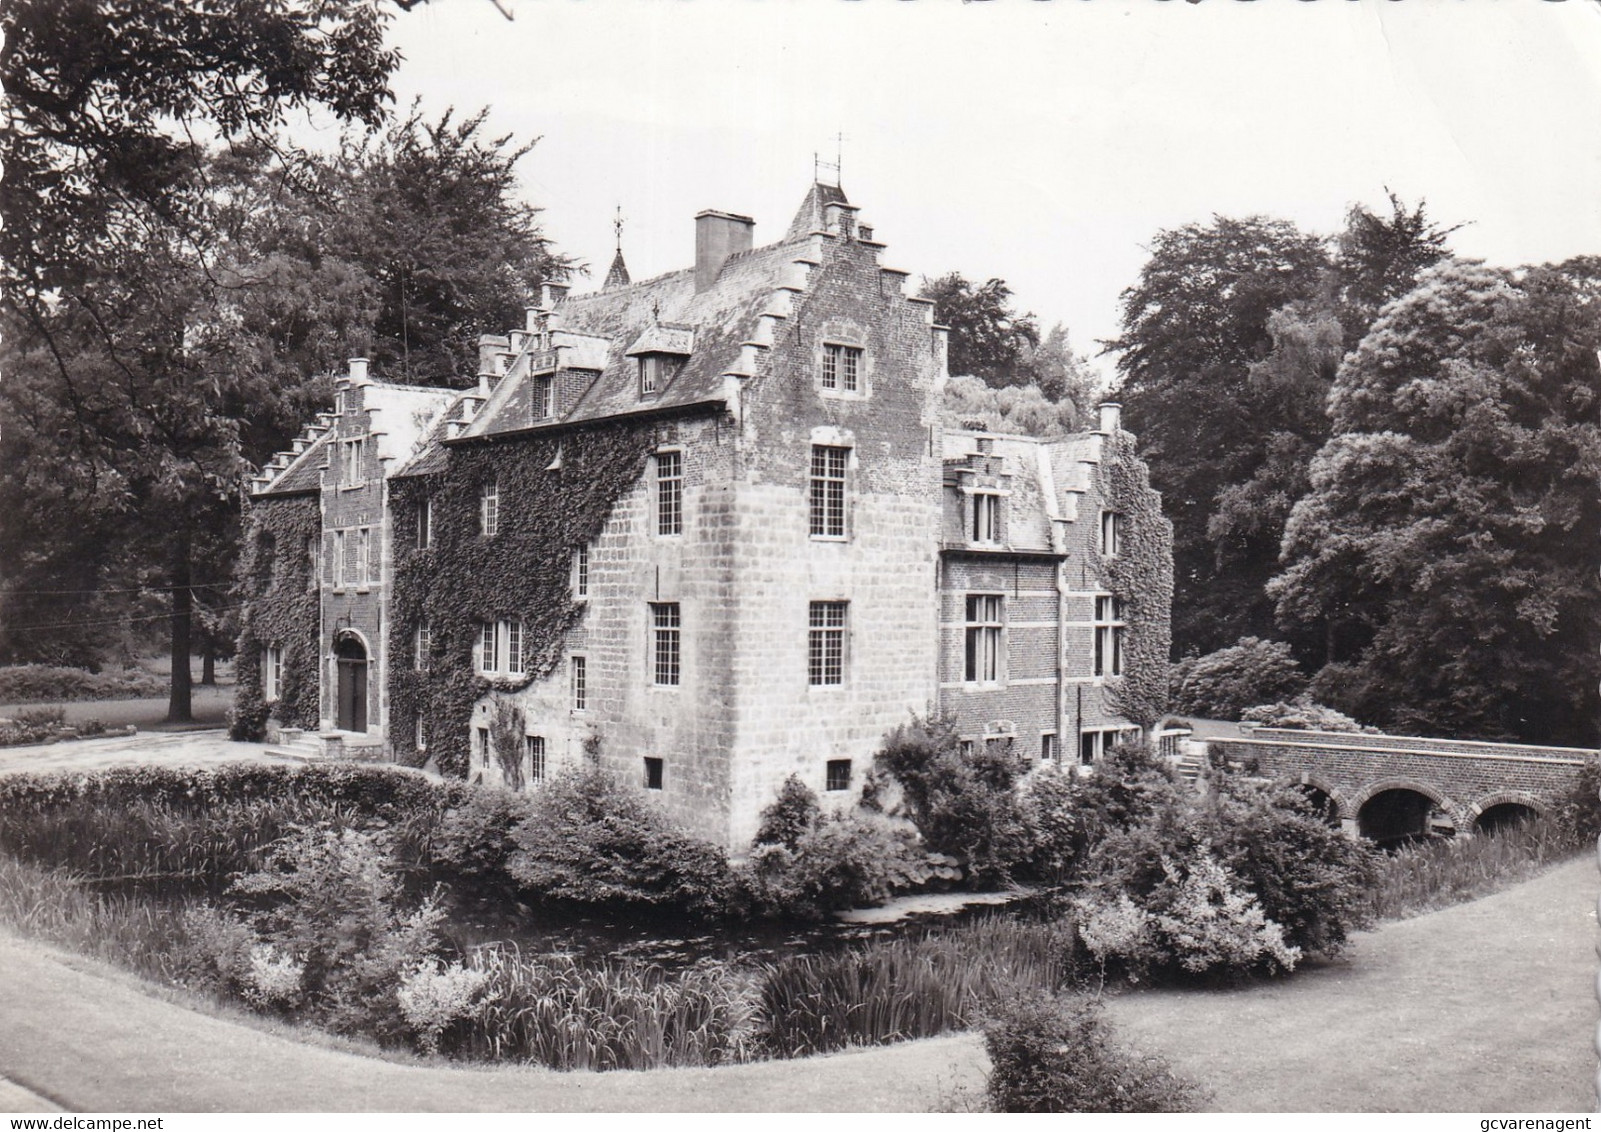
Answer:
[348,357,369,384]
[1097,402,1122,434]
[695,210,756,292]
[539,282,569,309]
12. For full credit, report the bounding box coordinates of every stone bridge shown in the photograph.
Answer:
[1204,727,1593,843]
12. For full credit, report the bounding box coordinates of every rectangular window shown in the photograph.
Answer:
[356,527,370,585]
[415,712,426,752]
[572,655,587,711]
[1080,731,1098,766]
[417,496,432,549]
[809,445,848,538]
[959,739,975,758]
[826,758,852,792]
[808,601,847,686]
[342,437,365,486]
[481,481,499,537]
[476,726,489,764]
[656,452,682,536]
[307,536,319,591]
[414,623,431,671]
[333,530,346,589]
[650,603,681,686]
[821,343,862,392]
[1101,511,1122,557]
[972,493,1001,544]
[964,594,1004,683]
[574,544,590,600]
[1094,595,1125,677]
[1080,727,1139,766]
[638,356,660,397]
[537,375,555,419]
[1041,732,1057,762]
[525,735,547,784]
[644,756,664,790]
[986,736,1014,760]
[480,621,497,673]
[262,645,282,702]
[506,620,523,675]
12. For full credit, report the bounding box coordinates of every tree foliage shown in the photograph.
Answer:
[1170,637,1307,720]
[920,273,1041,385]
[1111,202,1456,659]
[1271,258,1601,745]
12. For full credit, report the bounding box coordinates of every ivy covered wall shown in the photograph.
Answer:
[1095,429,1175,728]
[387,420,662,778]
[233,494,322,737]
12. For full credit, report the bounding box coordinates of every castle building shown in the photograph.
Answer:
[238,181,1172,850]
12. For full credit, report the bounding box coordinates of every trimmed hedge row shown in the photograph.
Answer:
[0,664,166,705]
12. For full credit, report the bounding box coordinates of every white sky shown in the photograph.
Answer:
[300,0,1601,384]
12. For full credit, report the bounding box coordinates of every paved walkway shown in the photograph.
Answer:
[0,730,300,777]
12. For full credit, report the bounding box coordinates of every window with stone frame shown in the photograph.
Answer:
[262,645,282,702]
[1100,510,1123,558]
[480,481,500,537]
[656,451,683,537]
[341,436,366,486]
[573,544,590,600]
[643,756,664,790]
[808,601,847,686]
[650,602,681,686]
[477,619,525,675]
[332,531,346,590]
[826,758,852,792]
[964,593,1004,683]
[571,655,587,711]
[414,623,431,671]
[525,735,547,783]
[1094,595,1125,677]
[417,495,433,549]
[821,343,862,392]
[536,375,556,420]
[971,492,1001,544]
[809,445,848,538]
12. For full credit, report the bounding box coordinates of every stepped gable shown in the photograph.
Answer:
[359,381,461,469]
[941,429,1065,552]
[255,424,334,496]
[467,234,814,438]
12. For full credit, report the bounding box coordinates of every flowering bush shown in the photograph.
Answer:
[398,959,492,1054]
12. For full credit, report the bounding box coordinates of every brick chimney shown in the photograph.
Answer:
[695,210,755,292]
[1098,402,1122,434]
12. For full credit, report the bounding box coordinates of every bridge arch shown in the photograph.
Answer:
[1470,791,1545,835]
[1350,778,1467,845]
[1288,773,1348,826]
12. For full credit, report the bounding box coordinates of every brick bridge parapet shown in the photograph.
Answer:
[1208,727,1593,835]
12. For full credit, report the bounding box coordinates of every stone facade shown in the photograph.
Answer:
[244,181,1172,849]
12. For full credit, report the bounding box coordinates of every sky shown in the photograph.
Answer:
[303,0,1601,386]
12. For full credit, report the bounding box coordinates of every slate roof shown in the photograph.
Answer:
[257,430,333,496]
[942,428,1108,551]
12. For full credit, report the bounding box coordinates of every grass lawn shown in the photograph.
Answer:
[0,856,1593,1112]
[1105,854,1598,1112]
[0,684,233,732]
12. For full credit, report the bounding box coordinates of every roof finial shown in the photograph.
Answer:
[814,136,843,188]
[603,204,631,290]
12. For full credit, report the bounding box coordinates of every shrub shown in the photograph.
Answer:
[752,774,822,851]
[743,811,927,919]
[876,713,1032,885]
[983,996,1200,1113]
[1171,637,1305,720]
[1551,756,1600,850]
[1197,778,1376,958]
[398,959,492,1054]
[422,783,532,901]
[1240,696,1370,733]
[227,683,269,741]
[0,664,165,705]
[1019,764,1085,885]
[229,824,444,1040]
[506,766,734,918]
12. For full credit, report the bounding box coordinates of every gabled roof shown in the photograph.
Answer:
[257,429,333,497]
[461,233,816,440]
[942,428,1111,551]
[254,381,458,495]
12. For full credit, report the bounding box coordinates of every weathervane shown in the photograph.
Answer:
[814,131,845,186]
[614,204,625,254]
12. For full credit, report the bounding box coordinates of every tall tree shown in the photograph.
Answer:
[1110,201,1456,660]
[1108,216,1330,657]
[1270,258,1601,745]
[320,103,574,384]
[920,273,1042,386]
[0,0,401,718]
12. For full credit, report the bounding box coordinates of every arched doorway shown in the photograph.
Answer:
[1358,788,1448,847]
[1475,802,1539,836]
[335,634,368,732]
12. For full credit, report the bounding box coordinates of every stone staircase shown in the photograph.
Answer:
[266,727,387,763]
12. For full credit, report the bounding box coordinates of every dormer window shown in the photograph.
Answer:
[340,436,366,487]
[638,355,682,399]
[821,343,862,392]
[972,492,1001,544]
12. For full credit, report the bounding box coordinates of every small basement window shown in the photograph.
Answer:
[825,759,852,792]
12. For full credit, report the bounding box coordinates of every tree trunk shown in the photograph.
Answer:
[167,532,193,724]
[200,630,216,686]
